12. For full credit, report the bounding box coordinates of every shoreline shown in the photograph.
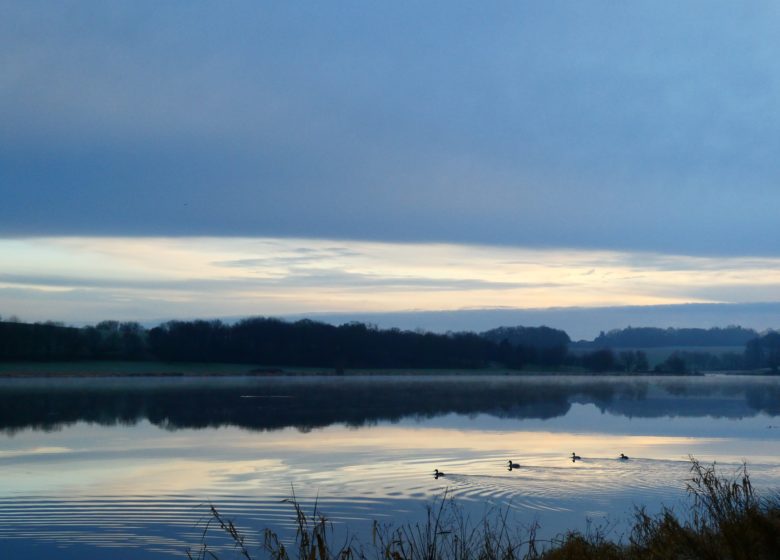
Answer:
[0,360,768,378]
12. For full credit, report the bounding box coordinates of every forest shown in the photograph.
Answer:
[0,317,779,373]
[578,325,759,347]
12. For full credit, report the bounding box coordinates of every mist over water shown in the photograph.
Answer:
[2,375,780,559]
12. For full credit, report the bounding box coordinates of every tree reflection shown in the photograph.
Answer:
[1,377,778,433]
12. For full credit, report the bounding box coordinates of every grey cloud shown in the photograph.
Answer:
[0,274,246,292]
[0,286,243,325]
[619,254,780,273]
[252,269,562,292]
[291,247,363,257]
[0,271,559,293]
[214,247,364,269]
[293,303,780,341]
[667,284,780,305]
[2,2,780,256]
[4,287,779,340]
[216,258,310,269]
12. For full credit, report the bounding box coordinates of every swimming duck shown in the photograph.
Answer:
[619,453,629,460]
[434,468,445,479]
[507,460,520,470]
[571,452,581,461]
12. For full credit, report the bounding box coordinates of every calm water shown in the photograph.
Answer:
[1,374,780,559]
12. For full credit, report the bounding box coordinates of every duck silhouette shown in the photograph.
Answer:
[434,468,445,479]
[507,460,520,470]
[571,452,581,462]
[619,453,629,460]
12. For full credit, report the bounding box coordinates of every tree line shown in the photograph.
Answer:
[580,325,759,348]
[1,317,779,373]
[0,318,569,370]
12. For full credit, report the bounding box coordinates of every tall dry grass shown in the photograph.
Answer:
[187,459,780,560]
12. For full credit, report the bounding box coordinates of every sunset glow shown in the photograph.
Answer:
[3,237,780,327]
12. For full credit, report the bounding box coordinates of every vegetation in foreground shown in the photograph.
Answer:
[188,459,780,560]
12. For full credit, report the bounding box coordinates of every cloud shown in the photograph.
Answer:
[294,303,780,341]
[248,270,560,292]
[4,236,780,330]
[1,2,780,255]
[214,246,364,269]
[0,270,547,293]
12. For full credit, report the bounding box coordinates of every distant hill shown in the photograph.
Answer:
[574,326,759,349]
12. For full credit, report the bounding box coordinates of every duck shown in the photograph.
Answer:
[433,468,445,479]
[619,453,629,460]
[507,460,520,470]
[571,452,581,461]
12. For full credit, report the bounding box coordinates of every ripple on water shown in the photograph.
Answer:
[413,455,693,515]
[1,454,770,559]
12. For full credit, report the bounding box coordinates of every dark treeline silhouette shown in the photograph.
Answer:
[579,325,759,348]
[574,348,745,374]
[569,325,775,373]
[0,317,569,370]
[745,331,780,371]
[1,317,778,373]
[2,376,779,434]
[481,326,569,368]
[148,318,500,369]
[0,320,149,361]
[656,350,746,373]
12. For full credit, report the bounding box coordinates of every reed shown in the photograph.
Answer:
[187,459,780,560]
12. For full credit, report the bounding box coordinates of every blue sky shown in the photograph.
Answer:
[2,2,780,335]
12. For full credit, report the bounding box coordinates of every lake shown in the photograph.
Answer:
[1,374,780,559]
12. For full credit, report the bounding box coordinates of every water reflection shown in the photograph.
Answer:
[2,375,780,560]
[3,414,779,558]
[2,374,780,433]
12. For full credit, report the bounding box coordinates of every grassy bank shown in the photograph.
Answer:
[0,360,267,377]
[0,360,732,378]
[0,360,513,377]
[0,360,579,378]
[189,459,780,560]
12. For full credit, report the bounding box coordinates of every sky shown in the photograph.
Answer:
[2,2,780,338]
